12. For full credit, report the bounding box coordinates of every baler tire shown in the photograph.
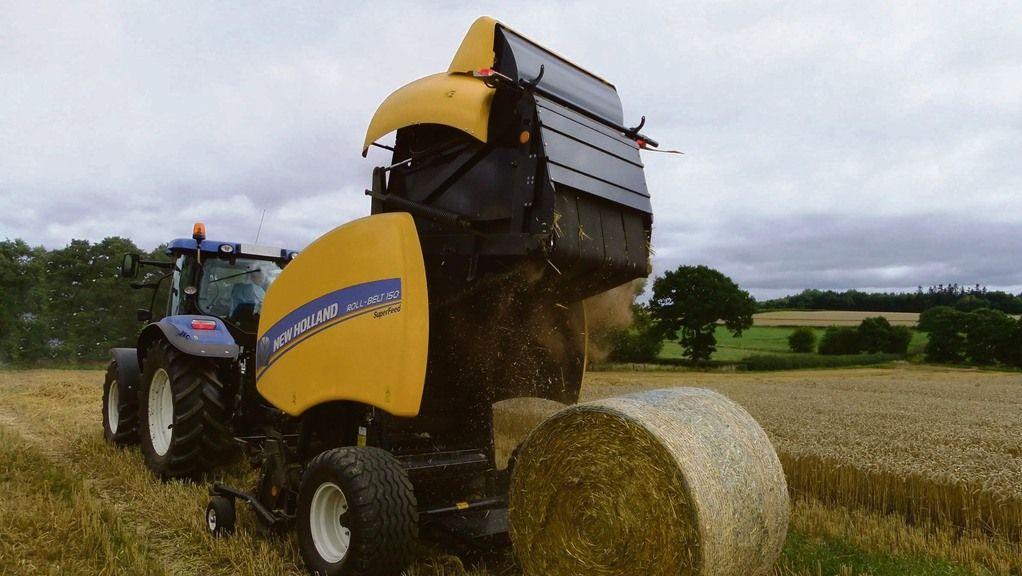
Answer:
[103,360,138,445]
[206,496,236,538]
[138,340,232,479]
[297,447,418,576]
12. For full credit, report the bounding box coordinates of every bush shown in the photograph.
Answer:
[918,306,958,332]
[922,308,966,363]
[743,353,899,371]
[886,325,913,355]
[857,317,893,353]
[963,308,1016,365]
[818,327,862,355]
[606,326,664,363]
[999,320,1022,368]
[787,327,817,353]
[605,306,664,363]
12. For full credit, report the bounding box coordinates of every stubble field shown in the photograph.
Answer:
[2,366,1020,575]
[752,311,921,327]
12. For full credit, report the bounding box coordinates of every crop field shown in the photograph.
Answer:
[754,310,921,327]
[659,325,928,362]
[2,366,1021,575]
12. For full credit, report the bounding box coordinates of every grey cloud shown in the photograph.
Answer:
[654,213,1022,294]
[1,1,1019,299]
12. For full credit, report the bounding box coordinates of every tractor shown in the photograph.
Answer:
[105,228,299,477]
[104,17,659,575]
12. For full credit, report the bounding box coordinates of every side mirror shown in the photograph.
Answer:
[136,309,153,323]
[121,253,140,278]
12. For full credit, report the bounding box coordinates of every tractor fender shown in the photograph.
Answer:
[137,315,239,369]
[108,347,140,399]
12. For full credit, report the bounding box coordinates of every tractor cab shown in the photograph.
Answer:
[122,223,298,340]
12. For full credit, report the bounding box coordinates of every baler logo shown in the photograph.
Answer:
[256,278,402,378]
[271,303,340,354]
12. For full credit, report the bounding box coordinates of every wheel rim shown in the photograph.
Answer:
[207,507,218,531]
[147,368,173,456]
[309,482,351,564]
[107,379,119,434]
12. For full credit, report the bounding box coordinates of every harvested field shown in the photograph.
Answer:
[497,365,1022,572]
[753,310,920,326]
[2,367,1021,575]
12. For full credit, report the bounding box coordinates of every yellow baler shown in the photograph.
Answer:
[208,17,659,576]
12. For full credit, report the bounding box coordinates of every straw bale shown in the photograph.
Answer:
[509,387,789,576]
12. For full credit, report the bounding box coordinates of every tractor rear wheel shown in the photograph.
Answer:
[297,447,418,576]
[103,360,138,445]
[138,340,232,479]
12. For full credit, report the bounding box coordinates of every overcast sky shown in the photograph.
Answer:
[2,1,1020,298]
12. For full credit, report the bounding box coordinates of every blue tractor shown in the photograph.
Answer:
[103,222,299,478]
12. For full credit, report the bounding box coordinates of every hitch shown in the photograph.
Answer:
[209,483,291,527]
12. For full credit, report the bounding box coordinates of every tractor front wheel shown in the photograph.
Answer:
[138,340,232,479]
[103,360,138,445]
[297,447,418,576]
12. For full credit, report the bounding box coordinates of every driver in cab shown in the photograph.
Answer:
[231,268,267,319]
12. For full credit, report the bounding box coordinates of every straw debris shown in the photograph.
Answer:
[509,387,789,576]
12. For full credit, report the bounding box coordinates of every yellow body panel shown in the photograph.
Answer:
[255,213,429,417]
[361,72,494,155]
[447,16,498,73]
[448,16,614,86]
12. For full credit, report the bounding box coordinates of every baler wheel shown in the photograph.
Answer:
[138,340,231,479]
[297,447,418,576]
[102,360,138,445]
[205,495,236,537]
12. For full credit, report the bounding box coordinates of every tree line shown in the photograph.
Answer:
[760,286,1022,314]
[919,306,1022,367]
[0,238,169,364]
[5,236,1020,369]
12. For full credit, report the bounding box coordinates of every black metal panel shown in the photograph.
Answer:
[546,165,651,213]
[541,129,647,194]
[534,95,651,215]
[600,204,629,266]
[495,26,624,125]
[536,98,641,163]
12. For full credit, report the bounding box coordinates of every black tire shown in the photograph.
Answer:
[297,447,418,576]
[103,360,138,445]
[206,496,236,537]
[138,340,232,479]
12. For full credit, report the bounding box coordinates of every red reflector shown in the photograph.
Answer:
[473,68,495,77]
[636,138,647,149]
[191,319,217,330]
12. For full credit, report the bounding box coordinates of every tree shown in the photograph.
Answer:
[922,308,966,363]
[787,327,816,353]
[41,237,150,361]
[853,317,912,354]
[0,239,48,362]
[963,308,1016,365]
[649,265,755,362]
[886,325,913,355]
[918,306,958,333]
[857,317,894,353]
[999,319,1022,368]
[818,327,861,355]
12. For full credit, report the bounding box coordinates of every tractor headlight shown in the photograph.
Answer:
[219,244,235,254]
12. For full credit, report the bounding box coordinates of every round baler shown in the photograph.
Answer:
[102,16,789,576]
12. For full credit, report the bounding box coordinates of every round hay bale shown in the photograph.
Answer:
[509,387,789,576]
